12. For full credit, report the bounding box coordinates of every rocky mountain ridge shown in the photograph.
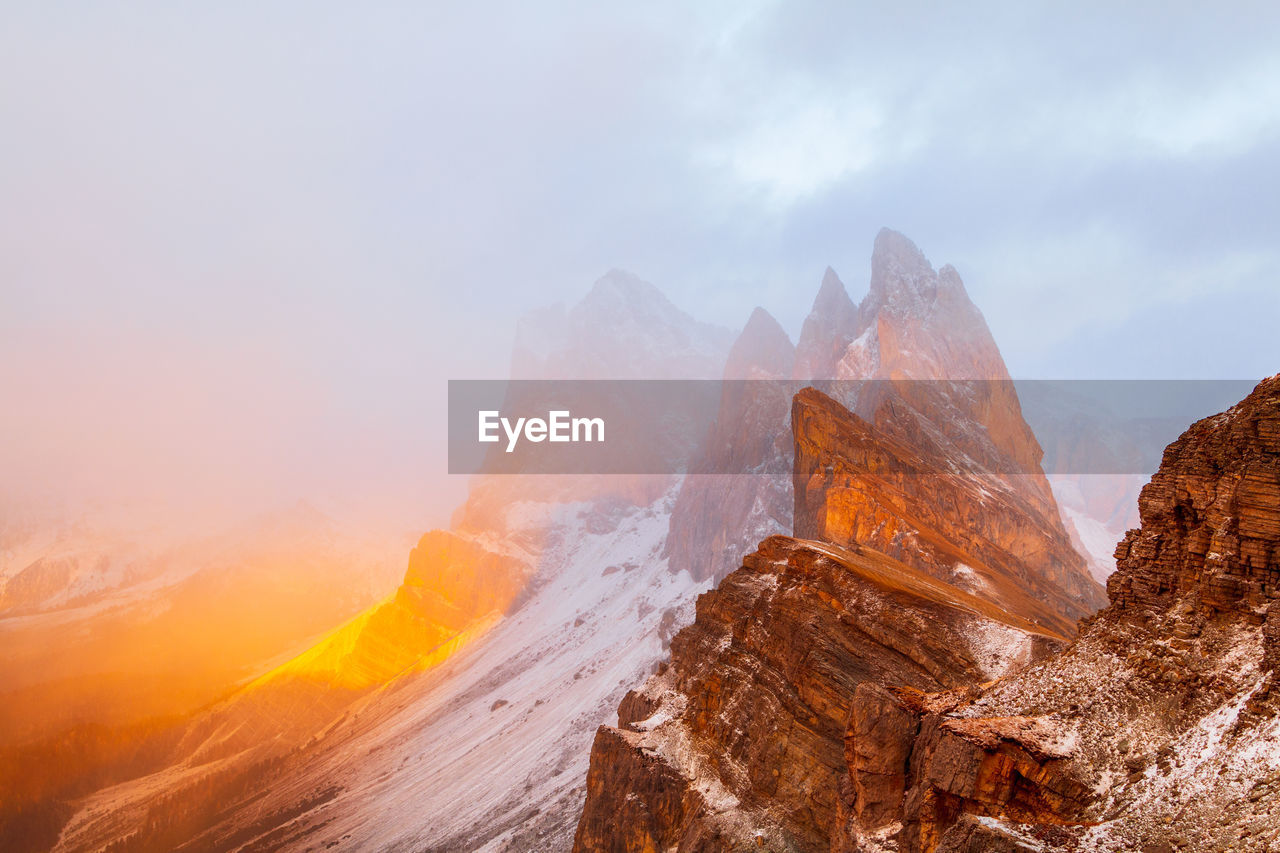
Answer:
[575,375,1280,852]
[794,386,1105,636]
[667,229,1084,586]
[3,230,1132,852]
[574,367,1106,850]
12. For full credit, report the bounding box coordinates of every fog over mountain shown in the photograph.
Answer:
[3,2,1278,531]
[2,6,1279,851]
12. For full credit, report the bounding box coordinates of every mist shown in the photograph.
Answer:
[3,1,1278,530]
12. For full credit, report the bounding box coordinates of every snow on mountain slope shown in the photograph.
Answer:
[316,490,702,850]
[232,485,705,852]
[51,484,707,853]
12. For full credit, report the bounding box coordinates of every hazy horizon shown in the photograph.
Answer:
[4,1,1278,531]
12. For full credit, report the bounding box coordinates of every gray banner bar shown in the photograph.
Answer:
[447,379,1261,475]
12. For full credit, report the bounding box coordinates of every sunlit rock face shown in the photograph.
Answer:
[0,504,408,852]
[257,529,527,692]
[665,229,1087,590]
[574,377,1102,851]
[837,229,1059,519]
[19,271,735,853]
[576,232,1115,853]
[793,386,1106,637]
[577,376,1280,853]
[859,374,1280,852]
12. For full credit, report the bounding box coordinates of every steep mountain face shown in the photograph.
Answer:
[837,230,1058,519]
[22,271,732,853]
[841,230,1014,385]
[834,374,1280,852]
[666,307,796,582]
[664,229,1086,591]
[574,380,1105,851]
[574,535,1065,852]
[576,375,1280,853]
[794,387,1106,636]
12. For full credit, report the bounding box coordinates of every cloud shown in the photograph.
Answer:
[2,1,1278,521]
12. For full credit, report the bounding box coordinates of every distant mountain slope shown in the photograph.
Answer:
[27,270,731,853]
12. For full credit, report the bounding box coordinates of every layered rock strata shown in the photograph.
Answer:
[666,229,1097,595]
[577,375,1280,853]
[794,386,1106,636]
[861,372,1280,852]
[574,535,1065,852]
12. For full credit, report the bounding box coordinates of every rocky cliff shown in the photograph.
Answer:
[574,534,1065,852]
[576,375,1280,852]
[794,387,1106,636]
[862,372,1280,853]
[665,229,1089,588]
[574,377,1104,851]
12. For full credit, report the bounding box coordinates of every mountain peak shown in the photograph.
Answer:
[581,269,670,310]
[872,227,930,267]
[725,307,794,379]
[811,266,852,313]
[818,265,845,295]
[875,227,926,261]
[794,267,861,380]
[744,305,784,333]
[513,270,734,379]
[867,228,937,313]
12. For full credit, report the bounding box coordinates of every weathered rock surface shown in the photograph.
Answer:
[574,535,1065,852]
[794,386,1106,637]
[577,375,1280,852]
[845,374,1280,852]
[666,229,1097,593]
[577,258,1108,848]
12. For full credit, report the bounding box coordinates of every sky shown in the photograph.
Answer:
[2,1,1278,529]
